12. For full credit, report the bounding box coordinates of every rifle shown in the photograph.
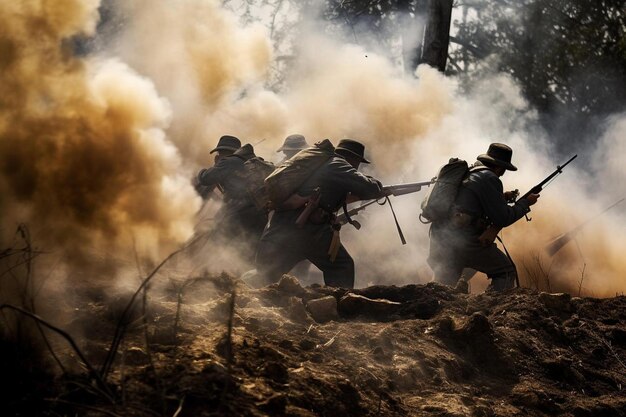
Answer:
[518,154,578,209]
[337,180,435,227]
[336,199,380,229]
[382,180,435,196]
[478,154,578,245]
[545,197,624,256]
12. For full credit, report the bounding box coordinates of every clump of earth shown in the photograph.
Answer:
[3,273,626,416]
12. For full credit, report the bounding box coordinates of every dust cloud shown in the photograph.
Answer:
[0,1,198,274]
[1,0,624,299]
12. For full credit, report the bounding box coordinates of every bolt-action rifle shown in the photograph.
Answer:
[382,180,435,197]
[545,197,624,256]
[337,180,434,228]
[478,154,578,246]
[337,180,434,246]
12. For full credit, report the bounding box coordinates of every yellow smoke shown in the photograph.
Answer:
[0,1,198,266]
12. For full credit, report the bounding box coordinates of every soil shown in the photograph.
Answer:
[3,273,626,416]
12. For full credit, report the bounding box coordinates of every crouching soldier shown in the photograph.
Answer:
[427,143,539,291]
[196,135,270,263]
[276,133,313,282]
[255,139,383,288]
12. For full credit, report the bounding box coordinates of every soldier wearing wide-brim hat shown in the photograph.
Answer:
[477,142,518,171]
[335,138,371,164]
[256,138,382,289]
[427,142,540,292]
[210,135,241,154]
[276,134,310,162]
[193,135,242,200]
[196,137,268,264]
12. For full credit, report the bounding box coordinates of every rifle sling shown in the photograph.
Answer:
[496,235,519,288]
[342,202,360,229]
[385,196,406,245]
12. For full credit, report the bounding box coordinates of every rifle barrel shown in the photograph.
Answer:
[544,197,623,256]
[519,154,577,200]
[383,180,434,196]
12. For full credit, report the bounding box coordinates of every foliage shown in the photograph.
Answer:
[450,0,626,144]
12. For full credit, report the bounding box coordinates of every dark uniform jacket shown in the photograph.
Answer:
[197,144,267,236]
[262,155,382,240]
[198,145,255,213]
[454,162,531,236]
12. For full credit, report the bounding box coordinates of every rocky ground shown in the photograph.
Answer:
[3,272,626,416]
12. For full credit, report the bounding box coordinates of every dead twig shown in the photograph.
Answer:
[0,304,115,401]
[100,233,206,380]
[170,274,216,341]
[21,225,67,375]
[577,263,587,297]
[43,398,123,417]
[172,396,185,417]
[132,241,166,416]
[586,325,626,371]
[225,290,236,369]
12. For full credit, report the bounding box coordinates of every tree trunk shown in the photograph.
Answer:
[419,0,453,72]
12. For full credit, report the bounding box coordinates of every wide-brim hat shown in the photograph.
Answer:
[276,134,310,152]
[210,135,241,154]
[335,139,370,164]
[477,143,517,171]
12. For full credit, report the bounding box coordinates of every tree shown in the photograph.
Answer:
[449,0,626,146]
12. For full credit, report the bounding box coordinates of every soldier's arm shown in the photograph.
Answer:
[479,174,531,228]
[329,160,383,201]
[197,157,234,186]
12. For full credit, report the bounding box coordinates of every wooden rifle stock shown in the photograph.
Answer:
[336,199,378,224]
[295,187,321,228]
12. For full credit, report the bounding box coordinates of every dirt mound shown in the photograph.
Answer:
[3,273,626,416]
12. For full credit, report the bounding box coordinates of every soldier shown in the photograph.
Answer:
[196,136,269,262]
[276,134,310,162]
[427,143,540,291]
[256,139,383,288]
[193,135,241,200]
[276,134,313,282]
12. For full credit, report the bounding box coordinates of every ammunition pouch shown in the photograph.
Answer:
[450,211,473,229]
[309,207,333,225]
[449,207,488,234]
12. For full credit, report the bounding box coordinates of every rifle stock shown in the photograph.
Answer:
[295,187,321,228]
[478,155,577,245]
[335,199,379,225]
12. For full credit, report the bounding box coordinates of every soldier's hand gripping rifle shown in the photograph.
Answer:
[478,154,578,246]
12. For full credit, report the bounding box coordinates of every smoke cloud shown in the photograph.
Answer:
[0,1,198,269]
[1,0,624,299]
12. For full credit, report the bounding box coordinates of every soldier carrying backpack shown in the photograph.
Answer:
[423,143,540,292]
[255,139,383,289]
[196,138,271,263]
